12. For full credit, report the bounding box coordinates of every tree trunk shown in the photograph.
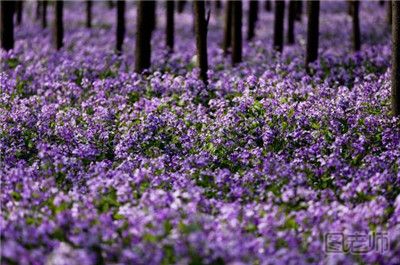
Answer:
[347,1,352,15]
[352,0,361,51]
[36,1,41,21]
[108,1,114,9]
[86,0,92,28]
[16,1,23,26]
[215,0,222,15]
[42,1,47,28]
[135,1,155,72]
[247,0,258,41]
[388,0,392,26]
[392,1,400,115]
[116,0,125,53]
[273,0,284,52]
[177,1,186,13]
[166,0,174,52]
[295,0,302,21]
[305,1,320,73]
[1,1,14,51]
[193,0,208,84]
[287,0,296,44]
[150,1,156,33]
[264,0,271,12]
[232,0,242,64]
[223,0,232,54]
[53,1,63,50]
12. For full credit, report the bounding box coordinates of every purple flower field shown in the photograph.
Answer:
[1,1,400,265]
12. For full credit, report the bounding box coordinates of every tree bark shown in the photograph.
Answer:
[352,1,361,51]
[53,1,63,50]
[264,0,271,12]
[36,0,41,21]
[1,1,15,51]
[273,0,284,52]
[86,0,92,28]
[193,0,208,84]
[287,0,296,44]
[150,1,156,33]
[347,1,352,15]
[295,0,302,21]
[108,1,114,9]
[232,0,242,64]
[135,1,155,72]
[16,1,23,26]
[247,0,258,41]
[166,0,174,52]
[392,1,400,115]
[116,0,125,53]
[177,1,186,13]
[42,1,47,28]
[215,0,222,15]
[388,0,392,26]
[305,0,320,73]
[223,0,232,54]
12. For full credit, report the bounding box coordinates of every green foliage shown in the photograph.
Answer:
[178,221,201,235]
[279,216,299,231]
[162,245,176,265]
[10,191,22,201]
[7,58,19,69]
[96,188,120,213]
[128,91,141,104]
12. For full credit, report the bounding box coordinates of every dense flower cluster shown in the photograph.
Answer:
[1,1,399,265]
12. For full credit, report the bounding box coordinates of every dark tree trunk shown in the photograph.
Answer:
[53,1,63,50]
[379,0,384,6]
[247,0,258,41]
[392,1,400,115]
[232,0,242,64]
[222,0,232,54]
[295,0,302,21]
[388,0,392,26]
[305,1,320,73]
[86,0,92,28]
[215,0,222,15]
[166,0,174,51]
[193,0,208,84]
[287,0,296,44]
[42,1,47,28]
[108,1,114,9]
[347,1,352,15]
[264,0,271,12]
[352,1,361,51]
[1,1,15,51]
[273,0,284,52]
[16,1,23,26]
[135,1,155,72]
[116,0,125,53]
[36,1,41,21]
[177,1,186,13]
[150,1,156,33]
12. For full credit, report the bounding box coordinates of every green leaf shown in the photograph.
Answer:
[11,191,22,201]
[7,58,19,69]
[143,233,158,243]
